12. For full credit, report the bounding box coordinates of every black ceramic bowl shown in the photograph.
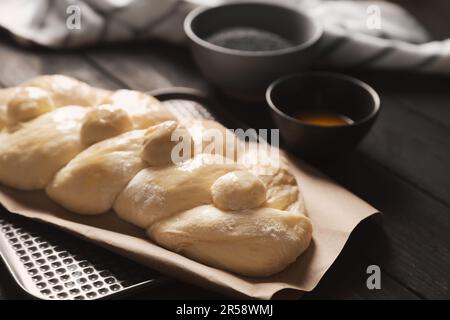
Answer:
[184,2,322,101]
[266,72,381,158]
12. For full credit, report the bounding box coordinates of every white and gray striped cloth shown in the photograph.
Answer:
[0,0,449,73]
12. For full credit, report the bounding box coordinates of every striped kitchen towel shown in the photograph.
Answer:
[0,0,448,73]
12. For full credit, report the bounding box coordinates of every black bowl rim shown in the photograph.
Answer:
[266,71,381,129]
[184,1,323,57]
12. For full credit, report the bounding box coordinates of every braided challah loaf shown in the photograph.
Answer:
[0,75,312,277]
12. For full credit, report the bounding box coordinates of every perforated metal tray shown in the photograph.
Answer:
[0,88,220,300]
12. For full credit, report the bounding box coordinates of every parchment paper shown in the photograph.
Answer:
[0,154,378,299]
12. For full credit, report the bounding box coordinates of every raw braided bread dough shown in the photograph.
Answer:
[0,75,312,277]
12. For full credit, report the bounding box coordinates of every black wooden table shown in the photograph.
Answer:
[0,7,449,299]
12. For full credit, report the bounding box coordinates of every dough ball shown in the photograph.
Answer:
[211,171,266,211]
[148,205,312,277]
[142,120,193,166]
[80,104,133,145]
[7,87,55,124]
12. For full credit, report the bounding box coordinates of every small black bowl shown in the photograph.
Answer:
[266,72,381,158]
[184,2,322,101]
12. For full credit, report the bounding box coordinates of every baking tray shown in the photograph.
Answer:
[0,87,228,300]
